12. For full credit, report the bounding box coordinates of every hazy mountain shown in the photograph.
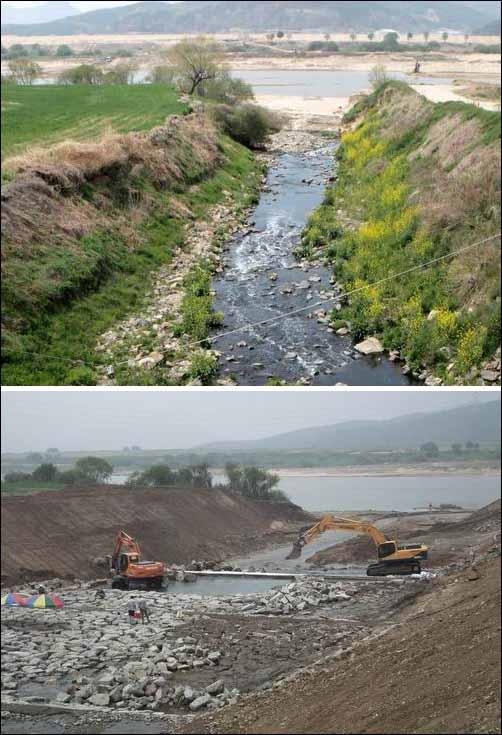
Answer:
[1,1,81,26]
[1,0,494,35]
[473,18,501,35]
[196,400,501,452]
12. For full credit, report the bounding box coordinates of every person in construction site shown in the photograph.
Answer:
[127,596,138,624]
[137,597,150,624]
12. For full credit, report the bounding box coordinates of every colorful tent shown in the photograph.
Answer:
[1,593,29,607]
[25,594,64,609]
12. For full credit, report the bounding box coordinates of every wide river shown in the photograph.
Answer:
[111,472,500,513]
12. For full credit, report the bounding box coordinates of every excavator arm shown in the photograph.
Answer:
[111,531,141,570]
[287,514,389,559]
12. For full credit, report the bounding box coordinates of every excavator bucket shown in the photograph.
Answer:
[286,539,303,560]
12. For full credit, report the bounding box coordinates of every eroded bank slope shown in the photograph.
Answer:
[0,485,312,585]
[1,113,262,386]
[302,81,501,386]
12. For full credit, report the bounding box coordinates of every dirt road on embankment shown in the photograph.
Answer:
[0,485,312,586]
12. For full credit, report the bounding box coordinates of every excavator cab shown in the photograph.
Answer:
[377,541,398,558]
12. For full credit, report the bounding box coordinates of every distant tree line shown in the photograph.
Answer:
[125,462,288,501]
[3,457,113,485]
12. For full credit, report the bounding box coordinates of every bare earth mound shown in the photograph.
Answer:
[0,485,312,585]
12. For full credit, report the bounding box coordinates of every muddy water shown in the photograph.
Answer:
[213,143,410,385]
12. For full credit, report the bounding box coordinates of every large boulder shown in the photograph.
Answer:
[354,337,384,355]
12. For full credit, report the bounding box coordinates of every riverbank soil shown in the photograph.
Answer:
[0,486,312,586]
[185,553,501,735]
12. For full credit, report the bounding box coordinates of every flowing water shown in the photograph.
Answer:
[212,143,410,385]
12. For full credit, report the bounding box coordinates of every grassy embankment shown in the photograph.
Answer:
[301,81,501,384]
[1,84,263,385]
[1,480,66,496]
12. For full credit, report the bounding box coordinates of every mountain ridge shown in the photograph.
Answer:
[195,400,501,451]
[2,0,495,35]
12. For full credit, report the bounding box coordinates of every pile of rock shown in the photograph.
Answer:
[238,578,356,615]
[57,671,238,713]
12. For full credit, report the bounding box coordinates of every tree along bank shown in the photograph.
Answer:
[301,81,501,385]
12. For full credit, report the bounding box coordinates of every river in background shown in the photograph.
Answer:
[235,69,454,97]
[110,473,500,513]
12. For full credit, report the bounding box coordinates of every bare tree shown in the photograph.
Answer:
[423,31,430,42]
[166,38,221,96]
[350,31,357,42]
[464,33,470,43]
[8,58,41,85]
[324,33,331,41]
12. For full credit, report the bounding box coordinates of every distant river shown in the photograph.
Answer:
[110,473,500,512]
[234,69,454,98]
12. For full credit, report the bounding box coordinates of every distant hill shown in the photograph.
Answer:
[1,1,80,26]
[473,18,502,35]
[1,0,495,35]
[196,400,501,452]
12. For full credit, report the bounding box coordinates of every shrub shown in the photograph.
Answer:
[189,351,218,385]
[197,71,254,104]
[59,64,104,85]
[64,367,96,386]
[212,103,282,149]
[148,65,175,84]
[456,326,487,374]
[56,45,74,58]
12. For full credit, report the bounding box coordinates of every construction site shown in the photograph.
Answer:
[1,480,501,735]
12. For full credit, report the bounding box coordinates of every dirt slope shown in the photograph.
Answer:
[185,553,501,734]
[0,485,312,585]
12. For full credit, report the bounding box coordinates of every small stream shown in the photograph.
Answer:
[213,143,410,385]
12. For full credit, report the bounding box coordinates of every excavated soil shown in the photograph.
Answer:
[183,553,501,735]
[0,485,312,586]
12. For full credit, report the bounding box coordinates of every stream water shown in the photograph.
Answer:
[212,143,410,385]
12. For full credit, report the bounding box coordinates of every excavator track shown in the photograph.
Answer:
[366,561,421,576]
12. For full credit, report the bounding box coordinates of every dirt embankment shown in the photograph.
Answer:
[185,553,501,734]
[307,499,501,568]
[0,485,312,586]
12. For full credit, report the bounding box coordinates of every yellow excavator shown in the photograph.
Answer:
[286,514,429,576]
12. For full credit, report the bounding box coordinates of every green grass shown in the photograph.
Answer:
[1,480,66,496]
[1,83,185,160]
[2,137,262,386]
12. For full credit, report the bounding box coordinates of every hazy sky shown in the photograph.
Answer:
[1,390,497,453]
[2,1,139,10]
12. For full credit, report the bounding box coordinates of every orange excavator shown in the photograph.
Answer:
[110,531,165,590]
[287,514,428,576]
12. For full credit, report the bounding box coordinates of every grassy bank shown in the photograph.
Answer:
[1,83,185,161]
[2,134,261,386]
[1,480,66,496]
[302,82,501,384]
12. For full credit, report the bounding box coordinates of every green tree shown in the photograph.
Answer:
[8,58,42,85]
[382,32,400,50]
[350,32,357,42]
[190,463,213,489]
[128,464,176,486]
[277,30,285,39]
[442,32,449,42]
[166,38,221,95]
[407,32,413,41]
[32,463,58,482]
[59,64,103,85]
[420,442,440,458]
[423,31,430,42]
[75,456,113,483]
[367,31,375,41]
[451,443,463,454]
[56,45,74,58]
